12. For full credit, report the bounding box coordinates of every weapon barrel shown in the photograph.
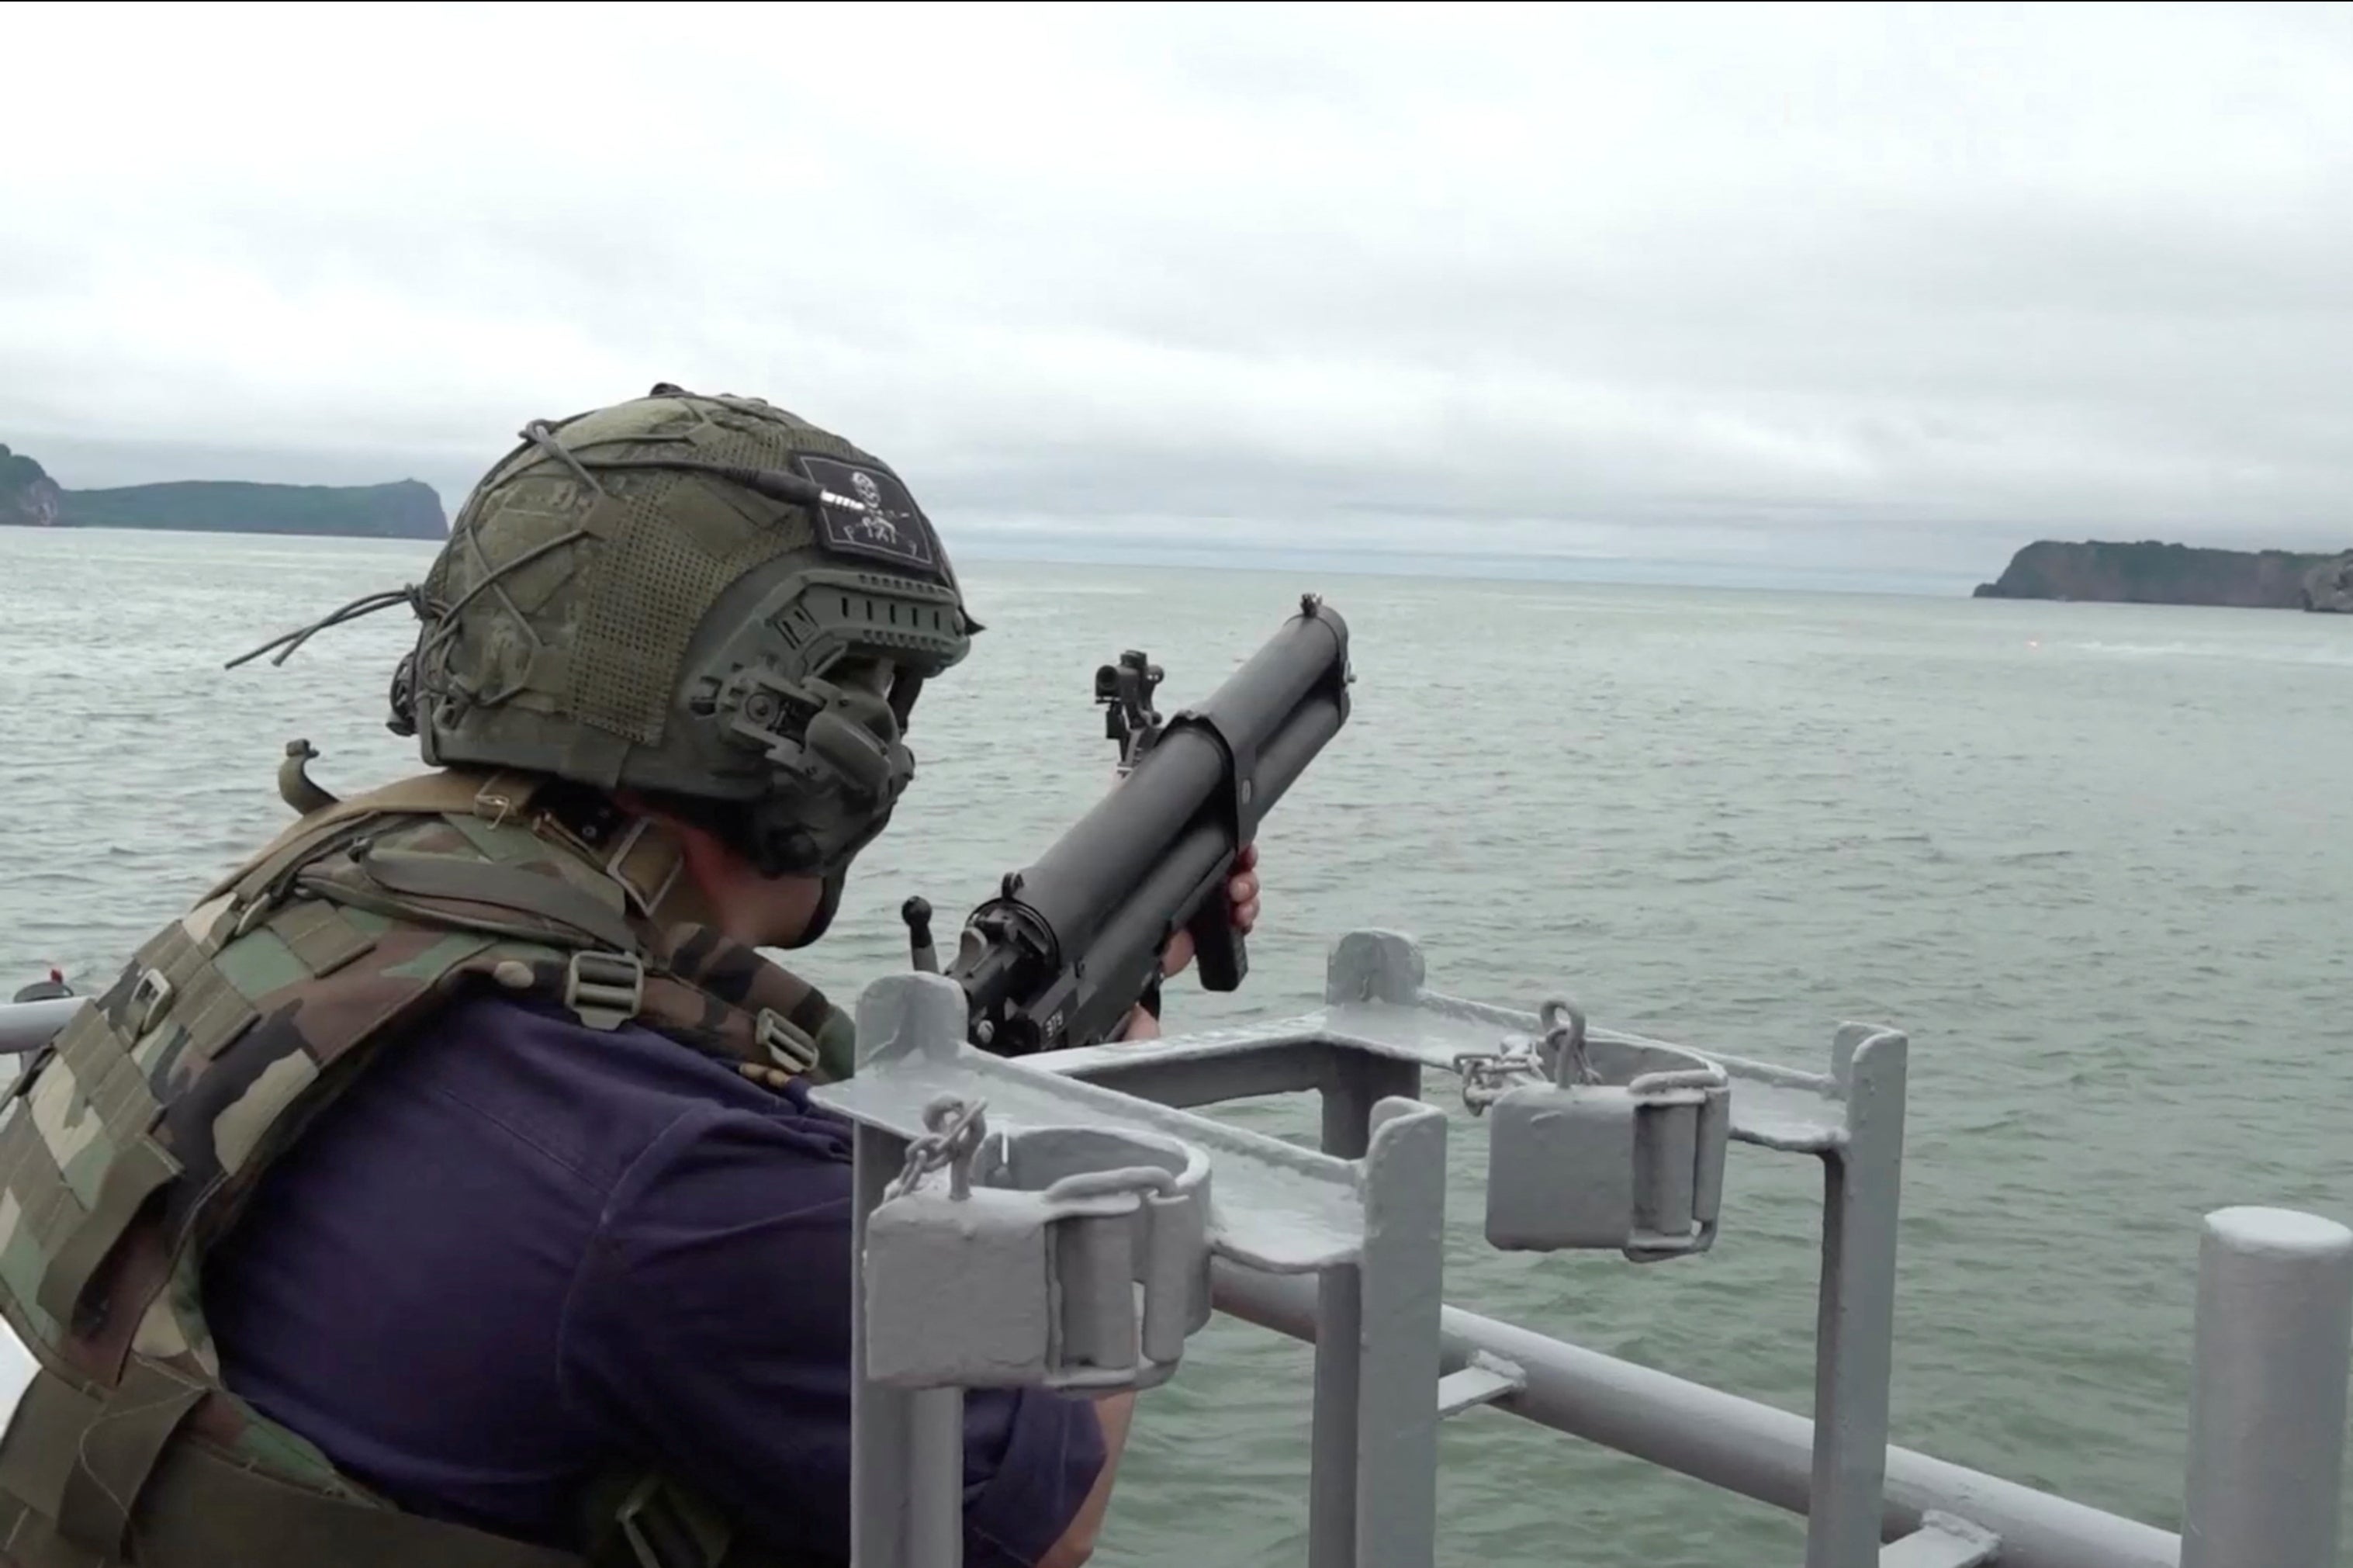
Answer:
[1016,602,1348,945]
[950,599,1351,1051]
[1080,691,1347,992]
[0,998,82,1055]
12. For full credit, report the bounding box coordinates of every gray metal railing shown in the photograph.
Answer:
[8,928,2330,1566]
[815,928,2352,1568]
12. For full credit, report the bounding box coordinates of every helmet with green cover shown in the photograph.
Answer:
[387,383,978,905]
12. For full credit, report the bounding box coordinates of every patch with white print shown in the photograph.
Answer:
[793,455,945,580]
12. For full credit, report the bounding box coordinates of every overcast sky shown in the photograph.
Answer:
[3,2,2348,581]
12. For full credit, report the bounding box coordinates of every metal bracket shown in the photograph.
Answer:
[863,1099,1213,1392]
[1879,1511,2001,1567]
[564,950,645,1032]
[1471,999,1732,1261]
[1435,1351,1527,1420]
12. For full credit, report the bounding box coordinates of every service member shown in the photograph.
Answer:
[0,386,1259,1568]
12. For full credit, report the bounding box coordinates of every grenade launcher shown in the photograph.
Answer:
[903,594,1353,1057]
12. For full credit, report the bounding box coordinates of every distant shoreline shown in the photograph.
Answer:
[17,501,2350,610]
[2,443,448,541]
[1974,538,2352,614]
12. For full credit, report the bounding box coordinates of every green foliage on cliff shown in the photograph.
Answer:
[1974,539,2347,610]
[2,439,447,539]
[0,444,50,493]
[57,478,446,539]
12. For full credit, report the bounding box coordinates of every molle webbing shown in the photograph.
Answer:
[204,768,552,908]
[0,762,856,1568]
[340,845,640,953]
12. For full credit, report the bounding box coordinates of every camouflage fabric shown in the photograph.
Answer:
[0,768,855,1568]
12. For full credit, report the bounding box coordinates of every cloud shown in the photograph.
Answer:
[3,1,2348,578]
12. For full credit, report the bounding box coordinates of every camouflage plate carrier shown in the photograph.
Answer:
[0,767,860,1568]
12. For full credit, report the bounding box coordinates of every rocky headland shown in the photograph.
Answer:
[0,442,445,540]
[1974,540,2353,614]
[0,446,63,528]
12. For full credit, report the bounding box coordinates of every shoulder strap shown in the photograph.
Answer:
[205,767,547,908]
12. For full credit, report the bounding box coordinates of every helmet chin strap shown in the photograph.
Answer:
[621,805,840,950]
[781,870,846,950]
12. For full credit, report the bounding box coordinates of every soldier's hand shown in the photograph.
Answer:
[1158,841,1260,979]
[1116,844,1261,1042]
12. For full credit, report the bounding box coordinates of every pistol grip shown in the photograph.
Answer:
[1185,900,1247,992]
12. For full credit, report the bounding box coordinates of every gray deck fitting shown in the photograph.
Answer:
[1434,1352,1528,1420]
[1879,1513,2002,1568]
[815,929,2347,1568]
[1049,929,1910,1568]
[2181,1207,2352,1568]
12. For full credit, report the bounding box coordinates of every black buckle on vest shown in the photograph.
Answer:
[565,952,644,1032]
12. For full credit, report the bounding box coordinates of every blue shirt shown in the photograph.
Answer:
[202,992,1105,1566]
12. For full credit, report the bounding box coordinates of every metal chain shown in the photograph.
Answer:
[1452,998,1595,1116]
[884,1095,990,1200]
[1452,1049,1545,1116]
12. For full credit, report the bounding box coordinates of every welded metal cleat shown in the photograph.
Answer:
[1466,1001,1732,1262]
[863,1099,1213,1392]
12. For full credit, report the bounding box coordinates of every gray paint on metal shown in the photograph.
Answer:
[1045,928,1852,1152]
[1352,1098,1448,1568]
[1306,1049,1425,1568]
[1309,1254,1362,1568]
[1434,1352,1527,1420]
[818,933,2344,1568]
[1478,1033,1731,1259]
[1211,1263,2184,1568]
[852,1116,927,1568]
[906,1387,965,1568]
[1317,1052,1423,1165]
[1879,1512,2002,1568]
[865,1121,1212,1390]
[1808,1026,1909,1568]
[1052,1037,1339,1110]
[1324,929,1426,1006]
[2180,1206,2352,1568]
[817,977,1372,1272]
[850,976,979,1568]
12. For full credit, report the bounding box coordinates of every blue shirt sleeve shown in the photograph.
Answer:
[555,1098,1106,1567]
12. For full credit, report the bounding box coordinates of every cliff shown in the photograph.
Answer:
[2306,554,2353,614]
[1,444,446,540]
[57,477,446,539]
[0,445,63,528]
[1973,540,2353,613]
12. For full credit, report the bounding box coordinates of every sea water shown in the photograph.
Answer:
[2,527,2348,1564]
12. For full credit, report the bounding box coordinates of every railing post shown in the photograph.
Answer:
[1309,1051,1424,1568]
[2181,1206,2353,1568]
[1306,1096,1448,1568]
[1806,1026,1908,1568]
[851,975,974,1568]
